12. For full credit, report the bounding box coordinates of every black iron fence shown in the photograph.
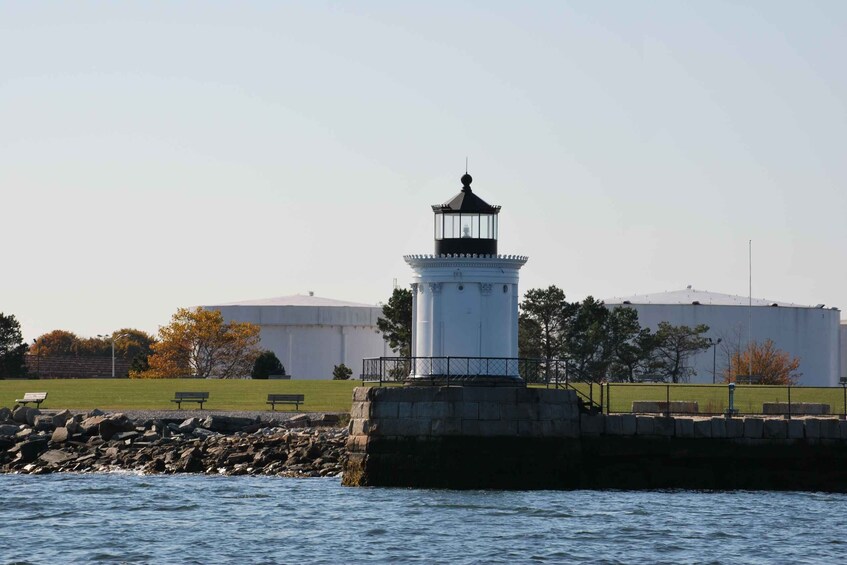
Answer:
[361,356,603,411]
[360,356,595,384]
[587,382,847,418]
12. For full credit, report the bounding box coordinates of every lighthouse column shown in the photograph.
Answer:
[429,282,442,358]
[410,283,418,358]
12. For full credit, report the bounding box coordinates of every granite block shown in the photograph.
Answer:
[725,418,744,438]
[787,419,805,439]
[743,418,764,439]
[636,416,655,436]
[763,419,787,439]
[580,414,604,436]
[675,418,695,438]
[693,419,712,438]
[710,418,727,439]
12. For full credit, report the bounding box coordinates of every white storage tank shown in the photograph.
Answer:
[204,294,388,379]
[604,288,841,386]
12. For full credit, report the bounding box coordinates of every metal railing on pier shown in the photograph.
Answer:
[360,356,603,412]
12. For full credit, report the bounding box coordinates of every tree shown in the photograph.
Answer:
[135,307,261,379]
[31,328,155,365]
[563,298,644,382]
[519,286,574,360]
[332,363,353,380]
[31,329,79,356]
[377,288,412,357]
[114,329,157,373]
[0,313,28,379]
[565,296,612,381]
[252,350,285,379]
[724,339,801,385]
[609,327,659,382]
[652,322,711,383]
[518,314,543,359]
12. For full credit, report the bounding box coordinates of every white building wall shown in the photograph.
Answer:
[209,304,387,380]
[611,303,840,386]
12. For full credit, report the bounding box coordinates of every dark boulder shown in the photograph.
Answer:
[16,439,48,463]
[201,415,256,434]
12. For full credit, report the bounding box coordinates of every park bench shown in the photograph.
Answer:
[267,394,305,411]
[171,391,209,410]
[16,392,48,407]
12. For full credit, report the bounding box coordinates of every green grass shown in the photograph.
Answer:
[0,379,372,413]
[564,383,847,416]
[4,379,844,416]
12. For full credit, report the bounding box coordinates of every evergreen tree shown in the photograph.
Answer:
[377,288,413,356]
[251,350,285,379]
[0,313,28,379]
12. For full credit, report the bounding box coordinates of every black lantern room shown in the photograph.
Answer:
[432,173,501,255]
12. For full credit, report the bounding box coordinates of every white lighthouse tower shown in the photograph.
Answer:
[404,173,528,383]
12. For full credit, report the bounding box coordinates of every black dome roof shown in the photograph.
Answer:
[431,173,501,214]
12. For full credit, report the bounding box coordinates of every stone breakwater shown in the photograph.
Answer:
[0,406,347,477]
[344,386,847,491]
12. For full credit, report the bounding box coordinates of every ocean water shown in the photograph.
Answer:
[1,473,845,564]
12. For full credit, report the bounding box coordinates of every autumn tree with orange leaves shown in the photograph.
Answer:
[723,339,801,385]
[134,308,261,379]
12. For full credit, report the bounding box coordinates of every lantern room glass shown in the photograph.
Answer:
[435,213,498,241]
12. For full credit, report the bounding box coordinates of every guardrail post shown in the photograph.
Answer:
[606,383,611,415]
[599,383,604,415]
[589,382,593,410]
[843,382,847,421]
[727,382,736,417]
[787,386,792,420]
[665,384,670,418]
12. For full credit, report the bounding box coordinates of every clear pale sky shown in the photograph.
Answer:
[2,1,845,341]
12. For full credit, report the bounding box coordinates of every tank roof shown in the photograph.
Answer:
[604,288,820,308]
[205,294,378,308]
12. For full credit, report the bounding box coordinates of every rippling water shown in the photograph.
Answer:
[1,473,846,564]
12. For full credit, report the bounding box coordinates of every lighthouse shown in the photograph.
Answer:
[404,173,528,382]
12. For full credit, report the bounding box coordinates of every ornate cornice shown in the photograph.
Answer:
[404,253,528,269]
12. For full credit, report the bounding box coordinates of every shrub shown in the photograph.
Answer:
[332,363,353,380]
[252,350,285,380]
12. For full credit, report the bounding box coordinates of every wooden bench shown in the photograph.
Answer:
[267,394,305,411]
[171,391,209,409]
[16,392,47,407]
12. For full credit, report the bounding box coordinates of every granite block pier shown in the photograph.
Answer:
[343,386,847,491]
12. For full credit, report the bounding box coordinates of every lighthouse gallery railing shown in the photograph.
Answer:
[360,356,581,385]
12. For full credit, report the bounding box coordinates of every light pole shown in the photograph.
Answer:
[709,338,722,384]
[32,338,40,378]
[98,333,129,378]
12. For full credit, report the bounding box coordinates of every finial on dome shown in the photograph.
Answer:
[461,172,473,191]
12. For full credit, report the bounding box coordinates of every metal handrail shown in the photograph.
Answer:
[360,356,604,412]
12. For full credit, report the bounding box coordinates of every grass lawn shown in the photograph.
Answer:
[4,379,844,417]
[566,383,847,416]
[0,379,374,413]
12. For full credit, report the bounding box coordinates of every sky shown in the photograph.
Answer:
[1,1,845,342]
